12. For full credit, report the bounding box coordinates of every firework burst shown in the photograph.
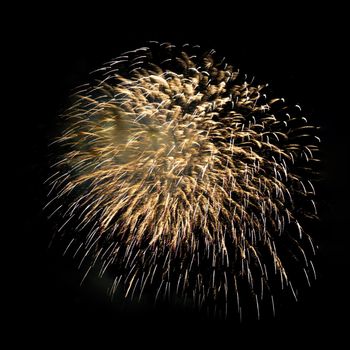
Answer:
[46,42,320,319]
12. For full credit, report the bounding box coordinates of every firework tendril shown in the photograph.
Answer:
[47,42,320,319]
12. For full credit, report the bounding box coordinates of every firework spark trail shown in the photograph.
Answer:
[47,42,320,319]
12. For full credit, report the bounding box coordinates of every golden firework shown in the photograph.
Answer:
[47,42,319,319]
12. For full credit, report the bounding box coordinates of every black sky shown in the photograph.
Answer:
[15,3,349,346]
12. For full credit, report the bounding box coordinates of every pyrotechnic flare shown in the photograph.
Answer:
[46,42,319,319]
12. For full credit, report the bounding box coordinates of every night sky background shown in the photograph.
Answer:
[15,3,348,346]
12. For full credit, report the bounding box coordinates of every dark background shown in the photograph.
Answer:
[16,3,348,346]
